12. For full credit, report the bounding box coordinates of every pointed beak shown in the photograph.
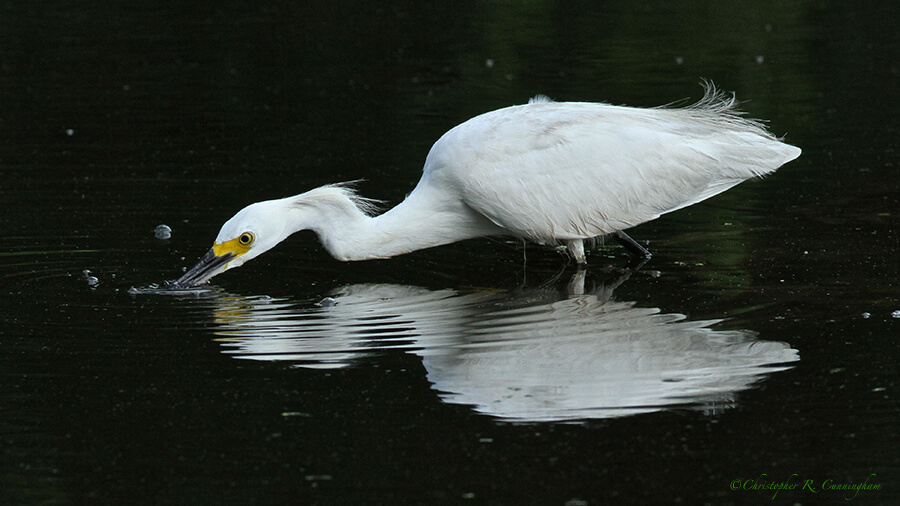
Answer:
[174,248,235,288]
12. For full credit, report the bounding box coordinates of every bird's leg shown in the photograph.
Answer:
[624,254,650,272]
[613,231,651,270]
[613,231,651,258]
[566,239,587,268]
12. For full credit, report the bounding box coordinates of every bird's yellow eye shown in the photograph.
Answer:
[239,232,255,246]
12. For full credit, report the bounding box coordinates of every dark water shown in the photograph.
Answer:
[3,1,899,504]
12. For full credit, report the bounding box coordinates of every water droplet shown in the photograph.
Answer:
[154,224,172,240]
[83,270,99,287]
[892,310,900,319]
[317,297,337,308]
[485,58,495,68]
[65,129,75,136]
[675,56,684,65]
[755,55,765,64]
[861,312,871,319]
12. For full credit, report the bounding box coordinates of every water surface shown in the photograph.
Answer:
[2,1,899,504]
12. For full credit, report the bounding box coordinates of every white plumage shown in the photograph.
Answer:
[175,84,801,287]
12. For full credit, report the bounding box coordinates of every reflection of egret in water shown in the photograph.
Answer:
[208,274,798,422]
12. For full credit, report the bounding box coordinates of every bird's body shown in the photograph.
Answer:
[175,85,801,287]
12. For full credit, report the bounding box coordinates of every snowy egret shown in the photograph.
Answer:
[175,84,800,287]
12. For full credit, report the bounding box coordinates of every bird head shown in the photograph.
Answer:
[175,200,293,287]
[173,184,375,287]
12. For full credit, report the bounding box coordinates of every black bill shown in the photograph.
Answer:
[173,248,235,288]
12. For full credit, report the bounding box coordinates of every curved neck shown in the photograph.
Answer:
[294,185,501,261]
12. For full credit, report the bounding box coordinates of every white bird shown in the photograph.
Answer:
[175,84,801,288]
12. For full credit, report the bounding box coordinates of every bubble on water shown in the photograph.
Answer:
[675,56,684,65]
[316,297,337,308]
[65,129,75,136]
[892,310,900,319]
[82,269,99,287]
[861,312,871,319]
[154,224,172,240]
[485,58,495,68]
[755,55,765,64]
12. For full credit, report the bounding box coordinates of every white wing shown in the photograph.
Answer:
[422,92,801,241]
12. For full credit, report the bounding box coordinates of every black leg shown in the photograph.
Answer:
[613,231,652,260]
[624,254,650,271]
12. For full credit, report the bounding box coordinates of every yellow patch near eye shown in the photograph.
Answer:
[213,235,253,258]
